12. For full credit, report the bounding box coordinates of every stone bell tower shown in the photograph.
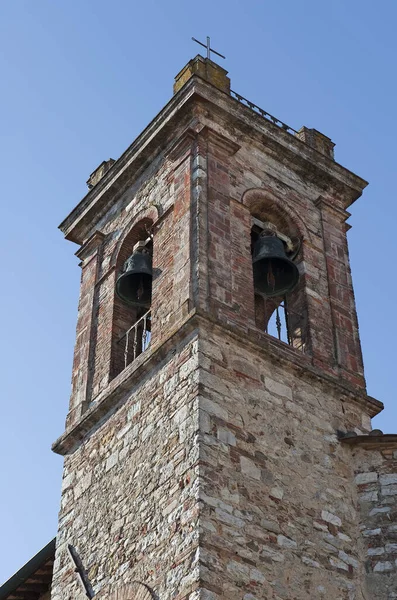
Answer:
[51,54,397,600]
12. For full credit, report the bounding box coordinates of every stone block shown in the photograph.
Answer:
[373,561,395,573]
[380,474,397,486]
[355,472,378,485]
[321,510,342,527]
[240,456,261,480]
[277,535,297,549]
[265,377,293,400]
[368,547,385,556]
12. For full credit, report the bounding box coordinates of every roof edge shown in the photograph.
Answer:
[0,538,56,600]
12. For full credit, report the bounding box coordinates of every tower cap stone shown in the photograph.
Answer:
[296,127,335,159]
[87,158,115,190]
[173,55,230,95]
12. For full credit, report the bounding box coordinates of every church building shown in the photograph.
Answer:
[1,51,397,600]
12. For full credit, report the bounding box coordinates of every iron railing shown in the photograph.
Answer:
[264,301,306,352]
[118,310,151,369]
[230,90,299,136]
[116,300,305,373]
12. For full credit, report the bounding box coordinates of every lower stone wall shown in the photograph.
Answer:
[52,319,386,600]
[51,334,200,600]
[197,324,372,600]
[352,445,397,599]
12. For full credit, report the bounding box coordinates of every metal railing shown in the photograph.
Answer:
[230,90,299,136]
[118,310,151,370]
[264,301,306,352]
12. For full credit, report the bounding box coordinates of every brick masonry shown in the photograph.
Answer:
[51,58,394,599]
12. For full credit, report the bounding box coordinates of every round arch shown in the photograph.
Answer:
[242,187,312,245]
[96,581,155,599]
[110,207,158,380]
[243,188,310,352]
[110,205,159,269]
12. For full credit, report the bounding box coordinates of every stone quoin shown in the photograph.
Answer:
[1,53,396,600]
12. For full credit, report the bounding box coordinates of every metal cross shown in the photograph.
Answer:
[192,36,226,60]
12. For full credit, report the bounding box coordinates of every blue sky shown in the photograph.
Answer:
[0,0,396,584]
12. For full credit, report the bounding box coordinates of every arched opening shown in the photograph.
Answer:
[244,190,309,353]
[110,218,153,379]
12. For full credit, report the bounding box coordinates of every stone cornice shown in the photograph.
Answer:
[195,310,382,418]
[52,312,200,456]
[204,85,368,206]
[75,230,105,263]
[197,125,241,156]
[339,433,397,450]
[59,76,368,246]
[52,310,383,457]
[58,81,198,244]
[315,196,352,222]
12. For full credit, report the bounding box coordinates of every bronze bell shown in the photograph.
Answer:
[252,233,299,297]
[116,249,152,308]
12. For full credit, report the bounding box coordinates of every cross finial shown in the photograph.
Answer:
[192,36,226,61]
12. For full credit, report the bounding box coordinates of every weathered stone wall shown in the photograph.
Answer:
[197,323,371,599]
[52,335,200,599]
[54,316,379,600]
[53,69,383,600]
[352,445,397,598]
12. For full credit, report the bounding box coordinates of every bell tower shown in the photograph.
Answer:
[51,55,397,600]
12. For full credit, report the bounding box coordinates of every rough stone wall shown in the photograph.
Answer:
[197,324,371,600]
[52,335,200,599]
[54,317,378,600]
[352,445,397,598]
[54,76,380,600]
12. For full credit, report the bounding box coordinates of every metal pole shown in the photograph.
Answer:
[276,307,282,340]
[124,330,129,369]
[284,296,292,346]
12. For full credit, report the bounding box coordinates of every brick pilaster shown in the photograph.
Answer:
[66,231,104,428]
[317,198,365,389]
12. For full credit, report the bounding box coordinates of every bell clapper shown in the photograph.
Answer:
[266,259,276,293]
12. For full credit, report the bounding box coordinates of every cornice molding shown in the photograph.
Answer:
[59,76,368,246]
[339,432,397,450]
[315,195,351,222]
[75,230,105,262]
[167,127,197,163]
[197,125,241,157]
[52,310,383,457]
